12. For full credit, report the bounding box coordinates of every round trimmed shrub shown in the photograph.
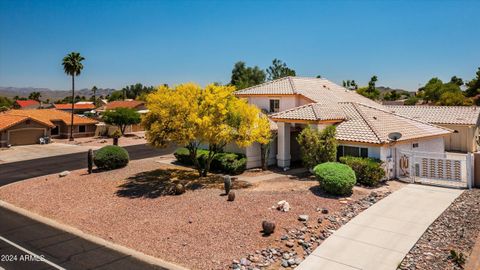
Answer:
[93,145,129,170]
[314,162,356,195]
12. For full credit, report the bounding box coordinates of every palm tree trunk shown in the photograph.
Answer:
[69,75,75,141]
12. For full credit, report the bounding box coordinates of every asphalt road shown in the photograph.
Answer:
[0,144,175,186]
[0,206,167,270]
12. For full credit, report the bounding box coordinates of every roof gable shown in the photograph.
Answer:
[4,109,98,126]
[15,100,40,107]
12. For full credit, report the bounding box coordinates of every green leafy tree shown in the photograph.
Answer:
[0,96,13,111]
[107,90,124,102]
[450,76,464,86]
[121,83,155,100]
[465,67,480,97]
[266,58,296,81]
[103,107,141,135]
[404,95,419,105]
[438,91,468,106]
[383,90,401,101]
[230,61,266,90]
[357,76,380,100]
[422,77,444,102]
[62,52,85,141]
[91,86,98,107]
[297,125,337,169]
[28,91,41,101]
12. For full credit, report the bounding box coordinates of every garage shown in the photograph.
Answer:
[9,128,46,146]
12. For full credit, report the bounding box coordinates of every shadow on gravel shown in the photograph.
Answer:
[116,168,251,199]
[308,186,344,199]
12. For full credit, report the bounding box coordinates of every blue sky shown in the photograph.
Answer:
[0,0,479,91]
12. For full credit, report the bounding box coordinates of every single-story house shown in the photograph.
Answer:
[386,105,480,153]
[13,99,40,110]
[53,103,96,114]
[96,100,147,135]
[0,109,98,147]
[99,100,146,112]
[234,76,454,180]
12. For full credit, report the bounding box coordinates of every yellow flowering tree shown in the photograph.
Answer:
[143,83,271,176]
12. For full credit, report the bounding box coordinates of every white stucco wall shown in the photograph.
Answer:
[394,137,445,155]
[246,95,311,112]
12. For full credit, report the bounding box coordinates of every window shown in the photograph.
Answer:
[412,143,419,148]
[51,126,59,135]
[269,99,280,113]
[79,125,86,133]
[337,145,368,159]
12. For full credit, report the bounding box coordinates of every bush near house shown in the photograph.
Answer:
[313,162,356,195]
[174,148,246,175]
[94,145,130,170]
[339,156,385,187]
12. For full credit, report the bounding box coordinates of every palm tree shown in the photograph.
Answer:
[91,86,97,107]
[62,52,85,141]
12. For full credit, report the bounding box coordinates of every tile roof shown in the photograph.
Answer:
[386,105,480,125]
[2,109,97,129]
[53,103,95,110]
[104,100,144,110]
[235,76,381,108]
[270,102,452,144]
[336,103,452,144]
[270,103,346,121]
[0,114,33,131]
[14,99,40,108]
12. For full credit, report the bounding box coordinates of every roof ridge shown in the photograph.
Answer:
[235,77,290,93]
[287,76,297,94]
[349,103,384,144]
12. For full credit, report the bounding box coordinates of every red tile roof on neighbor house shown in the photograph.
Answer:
[104,100,144,110]
[14,99,40,108]
[53,103,95,110]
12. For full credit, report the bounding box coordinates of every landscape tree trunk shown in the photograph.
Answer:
[69,75,75,141]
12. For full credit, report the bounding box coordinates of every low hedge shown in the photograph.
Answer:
[339,156,385,187]
[174,148,246,175]
[313,162,356,195]
[94,145,129,170]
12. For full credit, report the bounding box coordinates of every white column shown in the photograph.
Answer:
[277,122,291,168]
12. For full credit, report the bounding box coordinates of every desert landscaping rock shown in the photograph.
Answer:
[398,189,480,270]
[58,170,70,177]
[298,215,309,222]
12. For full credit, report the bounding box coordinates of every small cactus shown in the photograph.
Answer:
[223,175,232,195]
[175,183,186,195]
[262,220,275,235]
[227,191,236,201]
[87,149,93,174]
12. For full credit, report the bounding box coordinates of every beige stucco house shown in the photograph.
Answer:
[387,105,480,153]
[234,77,454,179]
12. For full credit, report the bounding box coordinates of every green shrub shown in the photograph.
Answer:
[340,156,385,187]
[297,125,337,169]
[94,145,130,170]
[174,148,246,175]
[313,162,356,195]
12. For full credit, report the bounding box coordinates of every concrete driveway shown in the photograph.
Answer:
[0,143,99,163]
[296,184,463,270]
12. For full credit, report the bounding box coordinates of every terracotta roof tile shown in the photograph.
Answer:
[14,100,40,108]
[386,105,480,125]
[3,109,98,127]
[0,114,31,131]
[270,103,346,121]
[104,100,144,110]
[53,103,95,110]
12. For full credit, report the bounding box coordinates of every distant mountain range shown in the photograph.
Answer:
[376,86,415,95]
[0,87,116,100]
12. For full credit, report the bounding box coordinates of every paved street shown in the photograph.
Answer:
[0,144,176,186]
[296,184,463,270]
[0,206,167,270]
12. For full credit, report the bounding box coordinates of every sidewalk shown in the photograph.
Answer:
[296,184,463,270]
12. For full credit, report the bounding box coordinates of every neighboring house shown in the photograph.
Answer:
[0,109,98,147]
[97,100,147,134]
[387,105,480,153]
[53,103,95,114]
[13,100,40,110]
[99,100,146,112]
[235,77,453,180]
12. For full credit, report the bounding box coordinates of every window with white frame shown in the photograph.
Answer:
[269,99,280,113]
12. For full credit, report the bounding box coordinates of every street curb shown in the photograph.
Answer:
[0,200,189,270]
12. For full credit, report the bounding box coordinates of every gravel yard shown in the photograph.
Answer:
[0,158,399,269]
[54,131,147,147]
[398,189,480,270]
